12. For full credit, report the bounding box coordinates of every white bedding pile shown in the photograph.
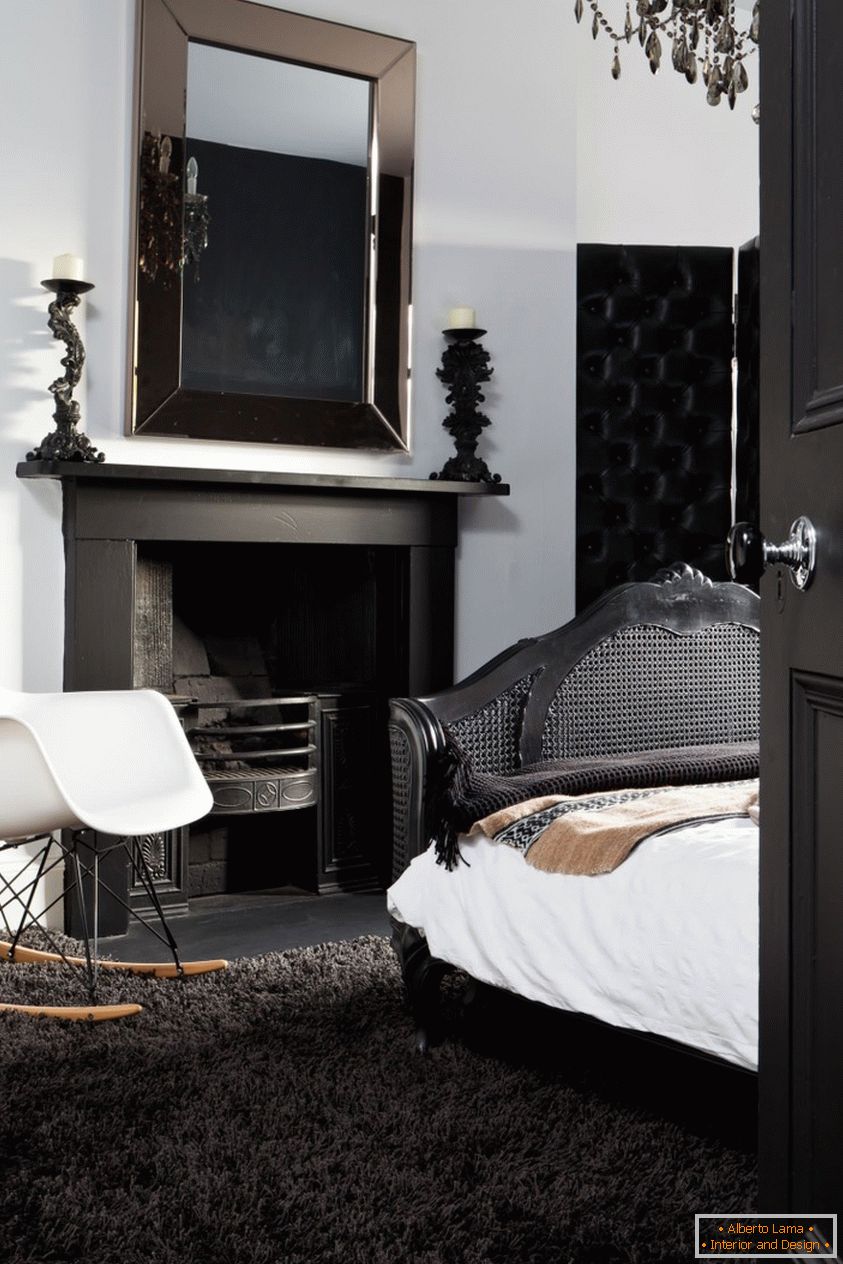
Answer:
[388,816,759,1070]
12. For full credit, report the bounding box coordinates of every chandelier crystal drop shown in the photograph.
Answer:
[576,0,759,111]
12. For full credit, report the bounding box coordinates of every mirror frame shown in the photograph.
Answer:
[129,0,415,451]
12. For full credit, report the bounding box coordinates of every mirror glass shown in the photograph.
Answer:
[182,46,371,403]
[130,0,415,452]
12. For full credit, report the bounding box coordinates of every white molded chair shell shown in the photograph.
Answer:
[0,687,212,840]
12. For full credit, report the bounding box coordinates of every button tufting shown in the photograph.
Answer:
[576,243,734,609]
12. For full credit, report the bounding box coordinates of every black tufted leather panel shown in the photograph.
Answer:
[576,244,734,611]
[735,237,760,530]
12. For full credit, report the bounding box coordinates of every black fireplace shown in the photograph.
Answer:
[19,461,507,934]
[136,538,408,898]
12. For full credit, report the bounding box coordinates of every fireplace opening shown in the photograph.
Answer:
[133,541,408,902]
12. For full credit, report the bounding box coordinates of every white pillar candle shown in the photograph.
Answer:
[52,254,85,282]
[447,306,476,329]
[186,157,198,196]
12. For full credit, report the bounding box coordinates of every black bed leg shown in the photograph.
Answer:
[390,917,454,1054]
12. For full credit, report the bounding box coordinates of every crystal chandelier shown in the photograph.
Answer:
[576,0,759,110]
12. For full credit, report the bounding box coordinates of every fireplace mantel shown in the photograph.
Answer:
[18,460,510,498]
[19,459,508,694]
[19,459,508,692]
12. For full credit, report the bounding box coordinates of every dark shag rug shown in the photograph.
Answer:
[0,934,756,1264]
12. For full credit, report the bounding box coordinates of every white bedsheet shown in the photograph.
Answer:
[387,816,759,1070]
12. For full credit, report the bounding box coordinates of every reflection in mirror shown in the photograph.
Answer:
[138,132,182,283]
[182,46,371,403]
[130,0,415,452]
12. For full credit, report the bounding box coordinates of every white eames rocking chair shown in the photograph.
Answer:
[0,685,227,1020]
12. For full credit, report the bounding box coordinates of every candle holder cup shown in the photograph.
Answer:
[27,277,105,464]
[430,327,502,484]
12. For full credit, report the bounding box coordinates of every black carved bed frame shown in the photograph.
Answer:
[388,565,761,1053]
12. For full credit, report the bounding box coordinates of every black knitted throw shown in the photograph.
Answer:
[431,736,760,870]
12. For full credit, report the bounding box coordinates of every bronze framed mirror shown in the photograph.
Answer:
[129,0,415,451]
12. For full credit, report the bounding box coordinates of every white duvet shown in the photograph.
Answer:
[387,816,759,1070]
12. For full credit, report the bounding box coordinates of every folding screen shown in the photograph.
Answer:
[735,237,760,530]
[576,243,735,611]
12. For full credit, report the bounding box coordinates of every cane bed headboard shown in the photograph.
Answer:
[388,566,760,880]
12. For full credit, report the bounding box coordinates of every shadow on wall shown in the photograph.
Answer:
[0,257,47,433]
[0,257,65,691]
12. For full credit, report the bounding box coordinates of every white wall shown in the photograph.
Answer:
[576,17,760,247]
[0,0,576,710]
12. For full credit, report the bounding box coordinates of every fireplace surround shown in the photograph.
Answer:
[18,460,507,934]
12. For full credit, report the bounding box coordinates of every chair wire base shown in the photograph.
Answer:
[0,830,183,1006]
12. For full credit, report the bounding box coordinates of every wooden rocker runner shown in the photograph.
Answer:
[0,685,227,1021]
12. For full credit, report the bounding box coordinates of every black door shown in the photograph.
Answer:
[759,0,843,1229]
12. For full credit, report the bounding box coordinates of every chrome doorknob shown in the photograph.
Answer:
[726,516,816,589]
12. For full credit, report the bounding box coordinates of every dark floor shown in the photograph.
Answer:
[99,887,391,960]
[100,885,758,1154]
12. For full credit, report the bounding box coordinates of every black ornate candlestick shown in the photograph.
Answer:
[27,278,105,463]
[430,328,502,483]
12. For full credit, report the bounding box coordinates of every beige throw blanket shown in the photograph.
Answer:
[468,780,759,875]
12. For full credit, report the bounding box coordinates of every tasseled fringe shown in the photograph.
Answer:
[433,823,467,872]
[430,731,473,870]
